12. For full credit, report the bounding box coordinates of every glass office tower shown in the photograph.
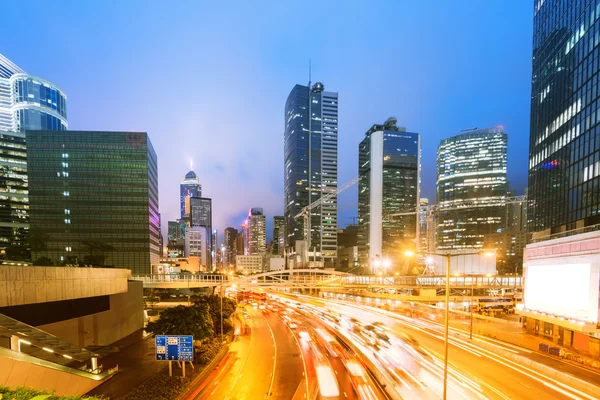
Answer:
[528,0,600,237]
[0,54,67,252]
[358,118,421,269]
[180,170,201,220]
[284,82,338,268]
[26,131,159,275]
[0,53,67,132]
[0,131,28,248]
[436,127,508,251]
[189,196,212,268]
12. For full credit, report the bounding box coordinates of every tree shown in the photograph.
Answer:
[146,304,213,342]
[80,240,116,266]
[194,295,237,335]
[28,228,50,252]
[4,245,30,261]
[33,256,54,266]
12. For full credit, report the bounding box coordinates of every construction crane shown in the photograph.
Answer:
[293,175,363,261]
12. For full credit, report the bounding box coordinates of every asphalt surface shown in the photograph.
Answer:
[288,294,599,400]
[190,306,277,400]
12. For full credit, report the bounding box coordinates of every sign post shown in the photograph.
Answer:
[155,335,194,377]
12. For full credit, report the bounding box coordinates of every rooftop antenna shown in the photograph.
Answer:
[308,59,311,88]
[190,159,193,171]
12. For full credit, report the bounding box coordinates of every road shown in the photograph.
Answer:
[185,305,307,400]
[281,293,599,400]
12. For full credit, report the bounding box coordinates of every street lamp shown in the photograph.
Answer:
[425,250,495,400]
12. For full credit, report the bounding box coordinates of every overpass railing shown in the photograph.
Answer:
[131,274,230,284]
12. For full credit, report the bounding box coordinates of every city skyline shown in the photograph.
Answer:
[1,1,533,239]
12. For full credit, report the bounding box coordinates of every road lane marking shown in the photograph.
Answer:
[264,308,277,400]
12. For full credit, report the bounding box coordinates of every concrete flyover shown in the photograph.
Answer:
[130,270,522,292]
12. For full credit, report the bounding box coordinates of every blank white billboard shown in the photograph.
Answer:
[524,263,599,323]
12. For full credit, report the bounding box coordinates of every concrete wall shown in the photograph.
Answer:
[0,351,100,396]
[0,266,130,307]
[38,281,143,347]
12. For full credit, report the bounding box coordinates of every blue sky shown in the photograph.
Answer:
[3,1,533,240]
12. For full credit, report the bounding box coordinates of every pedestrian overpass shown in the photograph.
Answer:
[130,269,522,294]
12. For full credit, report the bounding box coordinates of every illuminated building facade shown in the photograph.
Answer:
[189,196,212,268]
[180,170,201,220]
[224,227,238,266]
[272,216,284,255]
[284,82,338,268]
[26,130,160,275]
[0,54,67,251]
[358,118,420,269]
[244,208,266,255]
[0,131,28,249]
[0,53,67,132]
[528,0,600,237]
[436,127,508,251]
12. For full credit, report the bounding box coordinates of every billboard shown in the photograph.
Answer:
[523,262,599,323]
[430,254,496,275]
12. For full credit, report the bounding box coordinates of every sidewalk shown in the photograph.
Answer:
[448,314,600,382]
[86,329,166,399]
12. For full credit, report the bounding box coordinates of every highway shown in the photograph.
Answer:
[278,293,599,400]
[187,300,387,400]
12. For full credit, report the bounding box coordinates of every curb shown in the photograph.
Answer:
[175,343,230,400]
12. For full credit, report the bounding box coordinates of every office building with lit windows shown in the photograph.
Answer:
[436,127,508,251]
[518,0,600,345]
[26,130,160,275]
[244,208,266,255]
[284,82,338,268]
[224,227,238,266]
[0,53,67,132]
[358,118,420,269]
[0,54,67,251]
[0,131,28,249]
[180,170,201,220]
[189,196,212,268]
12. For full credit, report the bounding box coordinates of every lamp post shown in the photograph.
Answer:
[470,276,474,340]
[410,250,494,400]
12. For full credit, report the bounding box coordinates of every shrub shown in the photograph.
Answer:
[123,375,190,400]
[0,386,105,400]
[194,338,224,365]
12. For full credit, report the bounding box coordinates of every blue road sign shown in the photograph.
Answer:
[155,335,194,361]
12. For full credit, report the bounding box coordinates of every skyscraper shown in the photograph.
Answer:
[244,208,266,255]
[358,118,420,269]
[0,54,67,132]
[272,216,284,256]
[527,0,598,237]
[224,227,238,266]
[0,55,67,251]
[26,130,159,275]
[284,81,338,268]
[436,127,508,251]
[180,170,201,220]
[189,196,212,268]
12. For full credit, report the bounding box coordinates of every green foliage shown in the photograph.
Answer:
[123,374,190,400]
[0,386,104,400]
[4,245,31,261]
[28,228,50,252]
[146,304,213,341]
[194,337,224,365]
[194,295,237,335]
[33,256,54,266]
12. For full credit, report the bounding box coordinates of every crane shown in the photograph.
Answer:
[293,175,363,262]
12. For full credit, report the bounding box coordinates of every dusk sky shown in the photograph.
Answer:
[4,1,533,241]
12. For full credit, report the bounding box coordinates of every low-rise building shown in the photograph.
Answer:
[236,255,263,275]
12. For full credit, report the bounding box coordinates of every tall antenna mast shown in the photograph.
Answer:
[308,59,311,87]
